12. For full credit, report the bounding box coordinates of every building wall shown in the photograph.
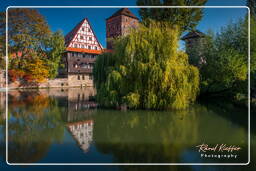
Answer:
[106,15,139,49]
[65,52,96,74]
[68,74,93,87]
[121,15,139,36]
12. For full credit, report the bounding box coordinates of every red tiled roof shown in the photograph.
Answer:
[103,49,113,53]
[66,47,102,54]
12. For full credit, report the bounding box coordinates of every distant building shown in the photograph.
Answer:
[61,18,103,87]
[181,30,206,66]
[106,8,139,49]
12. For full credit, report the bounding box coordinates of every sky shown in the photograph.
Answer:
[0,0,248,48]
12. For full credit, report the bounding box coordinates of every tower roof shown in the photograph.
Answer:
[181,30,205,40]
[107,8,139,20]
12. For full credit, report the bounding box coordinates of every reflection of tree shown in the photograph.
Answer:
[7,92,65,163]
[93,108,199,165]
[93,104,249,166]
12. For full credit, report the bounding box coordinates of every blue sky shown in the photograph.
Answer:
[0,0,248,48]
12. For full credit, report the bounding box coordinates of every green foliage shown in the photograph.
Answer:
[137,0,207,33]
[250,13,256,91]
[43,31,65,79]
[94,21,199,110]
[247,0,256,17]
[191,19,249,97]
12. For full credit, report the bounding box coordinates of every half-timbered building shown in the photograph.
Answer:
[61,18,103,87]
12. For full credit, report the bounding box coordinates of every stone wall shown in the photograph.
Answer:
[67,74,93,87]
[7,75,94,89]
[0,70,5,88]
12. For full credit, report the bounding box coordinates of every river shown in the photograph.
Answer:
[0,88,254,170]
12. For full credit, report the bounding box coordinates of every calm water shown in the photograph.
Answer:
[0,88,253,167]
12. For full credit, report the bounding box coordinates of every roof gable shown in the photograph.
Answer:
[65,18,103,53]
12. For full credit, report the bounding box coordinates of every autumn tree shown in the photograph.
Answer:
[136,0,207,33]
[23,57,49,83]
[0,12,5,69]
[0,9,65,83]
[94,21,199,110]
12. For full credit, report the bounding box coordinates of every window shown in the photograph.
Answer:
[81,45,84,48]
[89,37,92,41]
[94,46,97,50]
[88,45,91,50]
[82,75,85,80]
[82,28,84,31]
[80,36,83,39]
[78,75,80,80]
[74,44,77,48]
[89,74,93,80]
[88,28,91,32]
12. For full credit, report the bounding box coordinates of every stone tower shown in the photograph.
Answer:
[181,30,206,66]
[106,8,139,49]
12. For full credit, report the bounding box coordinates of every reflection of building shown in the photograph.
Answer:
[67,120,94,153]
[0,92,5,120]
[66,88,97,123]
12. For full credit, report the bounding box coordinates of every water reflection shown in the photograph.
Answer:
[5,88,97,163]
[0,88,252,166]
[67,120,94,153]
[93,107,248,164]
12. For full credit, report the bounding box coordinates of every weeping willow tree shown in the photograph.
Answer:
[94,21,199,110]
